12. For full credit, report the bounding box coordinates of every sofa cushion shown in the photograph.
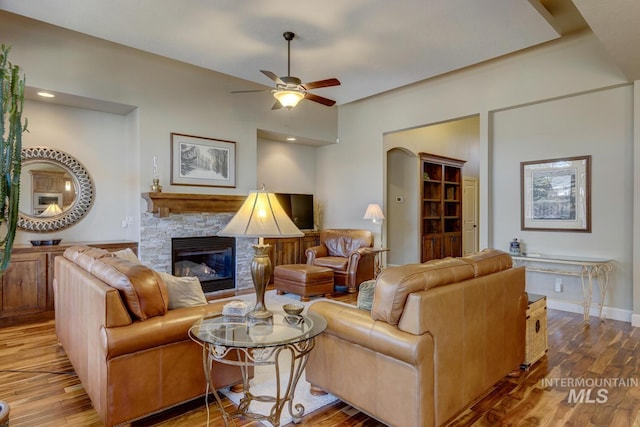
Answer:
[320,229,373,257]
[371,258,475,325]
[460,248,512,277]
[157,272,208,309]
[63,245,111,261]
[64,246,112,271]
[312,256,349,271]
[63,245,86,262]
[90,256,169,320]
[84,247,113,259]
[113,247,141,264]
[74,252,103,272]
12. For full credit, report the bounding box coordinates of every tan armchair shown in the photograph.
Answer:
[305,229,375,293]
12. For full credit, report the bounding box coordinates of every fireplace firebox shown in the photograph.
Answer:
[171,236,235,293]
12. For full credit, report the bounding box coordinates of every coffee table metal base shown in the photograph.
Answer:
[203,338,316,427]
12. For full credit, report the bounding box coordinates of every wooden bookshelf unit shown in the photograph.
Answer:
[420,153,466,262]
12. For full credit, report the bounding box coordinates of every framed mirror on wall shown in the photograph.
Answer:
[18,147,95,232]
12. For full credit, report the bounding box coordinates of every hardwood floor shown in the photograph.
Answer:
[0,293,638,426]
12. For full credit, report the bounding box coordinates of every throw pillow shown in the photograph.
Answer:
[113,247,141,264]
[90,257,169,320]
[357,279,376,311]
[157,271,208,309]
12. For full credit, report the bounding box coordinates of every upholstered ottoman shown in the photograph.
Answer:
[274,264,334,302]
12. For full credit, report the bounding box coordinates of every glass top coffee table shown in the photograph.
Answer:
[189,310,327,427]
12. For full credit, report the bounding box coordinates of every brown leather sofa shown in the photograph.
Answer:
[53,246,244,427]
[305,228,376,293]
[306,249,527,427]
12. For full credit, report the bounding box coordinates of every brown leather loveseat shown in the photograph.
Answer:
[306,249,527,427]
[305,228,376,293]
[53,246,244,427]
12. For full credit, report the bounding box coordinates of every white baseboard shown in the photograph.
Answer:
[632,314,640,327]
[546,298,632,323]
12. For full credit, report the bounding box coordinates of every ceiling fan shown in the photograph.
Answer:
[233,31,340,110]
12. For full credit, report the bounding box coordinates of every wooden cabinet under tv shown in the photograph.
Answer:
[265,231,320,283]
[420,153,466,262]
[0,241,138,325]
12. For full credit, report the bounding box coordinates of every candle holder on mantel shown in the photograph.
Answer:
[151,178,163,192]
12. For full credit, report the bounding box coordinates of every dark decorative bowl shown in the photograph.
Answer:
[282,303,304,316]
[30,239,62,246]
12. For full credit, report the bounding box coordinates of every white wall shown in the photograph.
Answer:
[634,83,640,325]
[384,116,480,177]
[491,86,633,312]
[257,139,316,195]
[317,30,637,317]
[17,100,138,244]
[386,148,418,265]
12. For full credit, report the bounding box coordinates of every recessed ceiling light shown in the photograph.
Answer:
[37,91,55,98]
[286,137,296,142]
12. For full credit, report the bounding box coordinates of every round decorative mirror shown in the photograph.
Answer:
[18,147,95,232]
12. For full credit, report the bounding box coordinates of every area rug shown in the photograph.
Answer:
[213,291,338,426]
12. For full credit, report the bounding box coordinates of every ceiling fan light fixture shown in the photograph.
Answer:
[273,89,304,109]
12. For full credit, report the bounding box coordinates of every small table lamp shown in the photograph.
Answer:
[363,203,384,224]
[219,190,303,320]
[39,203,63,217]
[363,203,387,276]
[363,203,384,247]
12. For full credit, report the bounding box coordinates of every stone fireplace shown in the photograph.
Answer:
[139,211,255,293]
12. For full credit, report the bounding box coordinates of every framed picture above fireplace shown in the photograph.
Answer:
[171,133,236,188]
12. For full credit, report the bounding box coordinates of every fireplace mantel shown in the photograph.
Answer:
[141,192,246,217]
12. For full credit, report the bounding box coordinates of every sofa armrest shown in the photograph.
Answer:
[101,302,226,359]
[305,245,328,264]
[349,247,375,260]
[346,248,376,288]
[309,301,430,364]
[347,247,375,268]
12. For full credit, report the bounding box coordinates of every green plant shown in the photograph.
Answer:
[0,45,27,272]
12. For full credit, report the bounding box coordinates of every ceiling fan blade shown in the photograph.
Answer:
[260,70,285,85]
[301,78,341,90]
[271,101,282,110]
[304,92,336,107]
[231,89,270,93]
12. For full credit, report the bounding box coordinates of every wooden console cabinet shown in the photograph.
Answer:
[0,241,138,325]
[0,251,47,320]
[265,231,320,283]
[420,153,466,262]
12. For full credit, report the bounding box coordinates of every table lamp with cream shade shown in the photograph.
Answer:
[39,203,63,217]
[363,203,384,247]
[218,190,303,320]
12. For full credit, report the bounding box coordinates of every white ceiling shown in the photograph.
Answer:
[571,0,640,81]
[1,0,638,109]
[1,0,564,107]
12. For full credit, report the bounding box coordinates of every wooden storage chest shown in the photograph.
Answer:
[522,293,548,369]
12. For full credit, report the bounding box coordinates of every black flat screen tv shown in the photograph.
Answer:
[274,193,315,230]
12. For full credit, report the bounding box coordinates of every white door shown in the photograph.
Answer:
[462,177,479,255]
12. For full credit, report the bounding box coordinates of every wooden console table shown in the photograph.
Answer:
[0,241,138,326]
[512,254,613,323]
